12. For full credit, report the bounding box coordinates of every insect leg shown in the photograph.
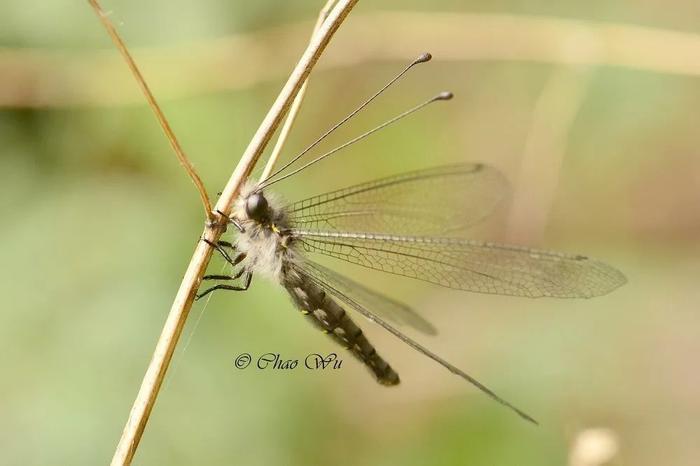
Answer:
[215,209,245,232]
[203,267,246,281]
[213,241,246,264]
[195,272,253,300]
[202,238,246,266]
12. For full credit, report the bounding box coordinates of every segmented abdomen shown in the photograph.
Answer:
[284,273,399,386]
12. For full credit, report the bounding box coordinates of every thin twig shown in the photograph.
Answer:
[87,0,213,221]
[214,0,357,213]
[259,0,336,182]
[106,1,359,465]
[506,66,591,244]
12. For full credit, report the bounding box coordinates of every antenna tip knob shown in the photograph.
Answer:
[435,91,454,101]
[415,52,432,64]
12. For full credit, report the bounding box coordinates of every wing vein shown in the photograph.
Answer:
[293,262,538,424]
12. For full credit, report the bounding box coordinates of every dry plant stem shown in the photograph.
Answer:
[216,0,357,213]
[260,0,336,181]
[507,66,591,244]
[108,1,359,465]
[87,0,213,221]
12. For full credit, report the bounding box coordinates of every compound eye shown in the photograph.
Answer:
[245,193,269,221]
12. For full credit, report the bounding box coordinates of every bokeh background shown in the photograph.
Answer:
[1,1,699,465]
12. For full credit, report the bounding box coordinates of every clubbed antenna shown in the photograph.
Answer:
[262,52,434,183]
[258,91,454,189]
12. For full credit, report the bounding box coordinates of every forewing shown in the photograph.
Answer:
[294,232,627,299]
[303,260,437,335]
[286,164,508,236]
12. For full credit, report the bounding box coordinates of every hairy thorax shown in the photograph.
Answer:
[232,181,298,282]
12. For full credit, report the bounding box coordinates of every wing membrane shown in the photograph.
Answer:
[294,232,626,299]
[303,260,437,335]
[287,164,508,236]
[293,261,537,424]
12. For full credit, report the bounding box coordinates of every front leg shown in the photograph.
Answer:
[215,209,245,233]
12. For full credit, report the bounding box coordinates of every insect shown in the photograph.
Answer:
[197,54,626,424]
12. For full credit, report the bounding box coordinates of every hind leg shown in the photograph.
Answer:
[196,271,252,300]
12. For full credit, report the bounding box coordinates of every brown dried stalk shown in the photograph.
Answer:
[86,1,359,465]
[260,0,336,181]
[507,67,592,244]
[87,0,213,221]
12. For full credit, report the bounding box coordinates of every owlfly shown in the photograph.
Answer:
[197,53,626,424]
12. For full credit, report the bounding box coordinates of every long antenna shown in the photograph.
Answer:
[262,52,433,182]
[258,91,453,190]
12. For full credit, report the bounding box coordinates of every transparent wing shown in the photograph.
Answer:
[303,260,437,335]
[292,261,538,424]
[286,164,508,236]
[293,232,627,299]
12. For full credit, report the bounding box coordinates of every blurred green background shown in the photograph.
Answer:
[1,1,699,465]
